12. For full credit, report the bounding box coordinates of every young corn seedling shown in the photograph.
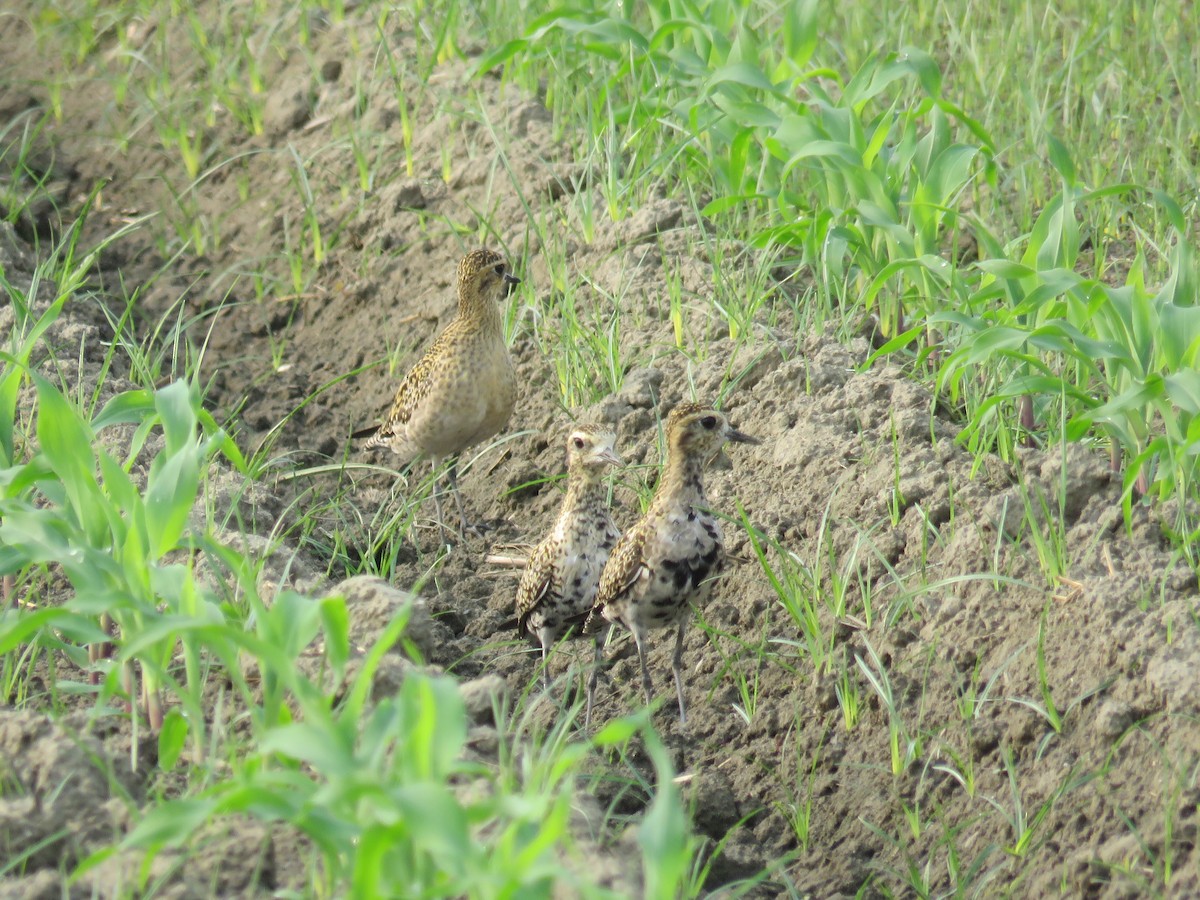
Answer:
[856,636,922,776]
[984,745,1082,859]
[1008,608,1063,740]
[287,144,326,271]
[741,510,830,677]
[1012,480,1070,590]
[835,651,861,731]
[595,712,698,899]
[932,739,978,800]
[1102,729,1194,891]
[696,612,774,727]
[0,376,245,746]
[774,721,828,853]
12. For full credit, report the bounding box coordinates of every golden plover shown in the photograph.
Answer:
[358,249,519,541]
[585,401,758,724]
[516,425,623,691]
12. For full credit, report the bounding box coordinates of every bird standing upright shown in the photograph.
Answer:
[516,425,623,692]
[585,401,758,725]
[358,248,519,543]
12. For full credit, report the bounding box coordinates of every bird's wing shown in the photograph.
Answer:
[584,521,649,632]
[515,537,557,638]
[361,328,457,448]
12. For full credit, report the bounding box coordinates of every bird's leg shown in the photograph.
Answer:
[631,622,654,709]
[585,625,612,727]
[538,626,553,690]
[446,457,490,538]
[672,620,688,724]
[428,458,454,546]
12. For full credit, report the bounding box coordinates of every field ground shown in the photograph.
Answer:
[2,1,1200,896]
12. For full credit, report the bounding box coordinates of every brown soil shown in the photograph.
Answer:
[3,6,1199,898]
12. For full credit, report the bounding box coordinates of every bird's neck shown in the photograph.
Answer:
[562,469,608,513]
[654,450,707,510]
[458,292,504,335]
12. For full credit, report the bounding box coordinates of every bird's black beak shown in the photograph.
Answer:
[727,428,760,445]
[503,271,520,297]
[711,425,759,469]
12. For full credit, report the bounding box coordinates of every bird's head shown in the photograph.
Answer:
[457,248,520,305]
[565,424,623,475]
[665,401,759,464]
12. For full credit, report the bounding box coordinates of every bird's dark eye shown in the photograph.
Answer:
[572,436,585,450]
[494,263,505,276]
[700,415,718,430]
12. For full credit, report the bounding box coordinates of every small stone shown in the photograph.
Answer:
[466,725,499,756]
[459,674,507,725]
[0,221,33,273]
[617,367,663,408]
[688,771,741,839]
[319,59,342,82]
[0,870,65,900]
[330,574,438,658]
[390,179,427,211]
[613,198,685,246]
[265,90,310,136]
[1092,699,1135,740]
[594,397,631,424]
[619,408,652,436]
[508,101,552,137]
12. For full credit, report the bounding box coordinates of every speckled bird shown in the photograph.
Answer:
[585,401,758,725]
[516,425,623,690]
[358,248,519,542]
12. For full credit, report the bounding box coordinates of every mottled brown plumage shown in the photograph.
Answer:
[516,426,622,690]
[585,401,759,725]
[360,249,519,541]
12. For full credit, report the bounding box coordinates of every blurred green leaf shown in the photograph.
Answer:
[261,722,354,773]
[1151,190,1187,233]
[977,259,1037,280]
[97,451,139,527]
[395,783,471,869]
[1163,371,1200,416]
[781,0,819,69]
[264,590,323,658]
[120,609,225,658]
[470,38,528,75]
[91,388,156,430]
[157,709,188,771]
[706,61,775,93]
[320,595,350,680]
[216,776,311,821]
[33,373,107,545]
[0,365,20,468]
[0,607,98,655]
[144,445,200,558]
[398,675,466,782]
[923,143,978,202]
[591,714,641,747]
[1159,302,1200,370]
[639,730,691,899]
[1045,133,1076,186]
[342,600,411,723]
[124,798,216,849]
[154,380,198,455]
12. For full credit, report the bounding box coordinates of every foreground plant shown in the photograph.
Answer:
[114,590,693,896]
[0,374,244,739]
